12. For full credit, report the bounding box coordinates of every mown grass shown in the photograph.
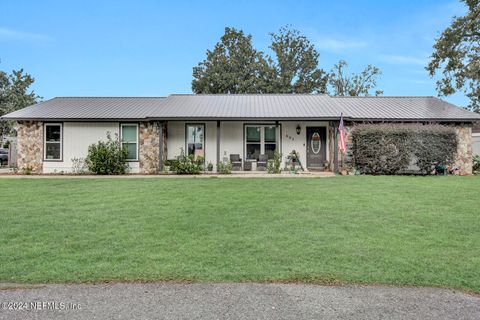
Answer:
[0,176,479,292]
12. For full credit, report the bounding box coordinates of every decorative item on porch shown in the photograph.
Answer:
[207,162,214,172]
[285,150,304,173]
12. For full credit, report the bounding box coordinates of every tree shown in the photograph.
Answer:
[427,0,480,112]
[328,60,383,96]
[268,26,328,93]
[192,27,271,93]
[0,68,39,141]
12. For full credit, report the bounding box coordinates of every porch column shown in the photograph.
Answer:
[333,122,339,173]
[158,121,165,172]
[275,120,280,155]
[216,121,221,168]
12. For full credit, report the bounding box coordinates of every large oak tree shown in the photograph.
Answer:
[427,0,480,112]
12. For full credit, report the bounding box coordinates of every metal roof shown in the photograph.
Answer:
[2,94,480,122]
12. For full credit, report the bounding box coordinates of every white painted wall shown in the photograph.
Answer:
[167,121,217,165]
[281,121,329,169]
[167,120,330,171]
[43,122,140,173]
[473,133,480,155]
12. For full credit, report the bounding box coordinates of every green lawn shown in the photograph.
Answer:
[0,176,479,292]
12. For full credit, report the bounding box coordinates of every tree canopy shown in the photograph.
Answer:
[192,27,271,94]
[427,0,480,112]
[0,68,39,139]
[192,26,342,94]
[268,26,328,93]
[329,60,383,96]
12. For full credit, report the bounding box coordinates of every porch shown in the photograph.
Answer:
[162,120,344,173]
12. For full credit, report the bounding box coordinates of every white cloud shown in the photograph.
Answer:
[315,37,367,52]
[0,27,52,42]
[380,54,427,66]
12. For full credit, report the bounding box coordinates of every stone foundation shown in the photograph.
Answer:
[138,121,167,174]
[16,121,43,173]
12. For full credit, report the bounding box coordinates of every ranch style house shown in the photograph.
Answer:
[2,94,480,174]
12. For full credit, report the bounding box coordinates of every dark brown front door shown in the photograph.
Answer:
[306,127,326,169]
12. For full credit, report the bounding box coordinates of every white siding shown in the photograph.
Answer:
[167,121,217,165]
[43,122,140,173]
[473,133,480,155]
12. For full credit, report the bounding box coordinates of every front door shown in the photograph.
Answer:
[306,127,326,170]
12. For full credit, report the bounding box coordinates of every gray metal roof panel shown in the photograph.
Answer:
[2,94,479,121]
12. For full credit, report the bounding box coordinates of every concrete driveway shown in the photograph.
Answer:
[0,283,479,320]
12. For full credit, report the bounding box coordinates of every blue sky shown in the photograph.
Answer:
[0,0,469,106]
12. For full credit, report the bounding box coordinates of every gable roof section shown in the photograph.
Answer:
[2,94,480,122]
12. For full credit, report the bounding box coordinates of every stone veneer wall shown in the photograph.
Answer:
[452,123,473,175]
[138,121,167,174]
[16,121,43,173]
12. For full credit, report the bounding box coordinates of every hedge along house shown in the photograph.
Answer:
[2,94,480,174]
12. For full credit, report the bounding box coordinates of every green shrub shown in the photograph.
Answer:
[473,155,480,175]
[86,133,128,175]
[217,161,232,174]
[174,148,201,174]
[267,151,282,174]
[352,124,457,175]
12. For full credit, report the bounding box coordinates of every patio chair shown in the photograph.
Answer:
[257,154,268,171]
[230,154,242,171]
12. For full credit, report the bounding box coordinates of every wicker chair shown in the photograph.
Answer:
[257,154,268,171]
[230,154,242,171]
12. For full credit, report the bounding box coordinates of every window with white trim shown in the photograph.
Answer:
[121,124,138,160]
[186,124,205,158]
[44,123,62,160]
[245,125,278,160]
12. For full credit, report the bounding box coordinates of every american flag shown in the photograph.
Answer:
[338,114,347,153]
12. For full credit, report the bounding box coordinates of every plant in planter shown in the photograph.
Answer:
[174,148,201,174]
[217,161,232,174]
[267,151,282,174]
[207,162,214,172]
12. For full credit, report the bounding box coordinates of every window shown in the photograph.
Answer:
[245,125,278,160]
[186,124,205,159]
[44,123,62,160]
[121,124,138,160]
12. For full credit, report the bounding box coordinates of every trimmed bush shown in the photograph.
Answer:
[352,124,457,175]
[86,133,128,175]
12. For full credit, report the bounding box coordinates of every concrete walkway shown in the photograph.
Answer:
[0,283,478,319]
[0,171,335,178]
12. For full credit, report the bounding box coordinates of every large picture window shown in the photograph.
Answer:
[121,124,138,161]
[186,124,205,159]
[44,123,62,160]
[245,125,278,160]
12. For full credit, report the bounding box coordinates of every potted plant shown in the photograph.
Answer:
[207,162,214,172]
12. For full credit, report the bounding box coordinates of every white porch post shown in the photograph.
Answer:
[216,121,220,168]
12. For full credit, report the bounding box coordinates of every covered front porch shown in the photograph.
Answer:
[160,120,343,173]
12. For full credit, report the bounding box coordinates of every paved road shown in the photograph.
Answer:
[0,283,479,320]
